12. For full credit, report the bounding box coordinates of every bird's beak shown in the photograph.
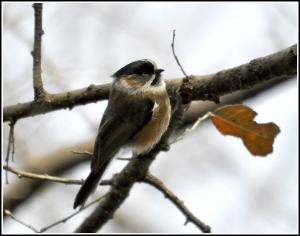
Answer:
[155,68,164,74]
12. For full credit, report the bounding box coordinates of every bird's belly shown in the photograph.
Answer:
[130,99,171,154]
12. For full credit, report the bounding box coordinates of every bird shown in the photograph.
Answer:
[73,59,171,209]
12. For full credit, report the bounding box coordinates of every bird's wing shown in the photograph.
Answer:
[91,91,154,174]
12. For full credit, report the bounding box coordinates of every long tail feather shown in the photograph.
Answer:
[73,163,108,209]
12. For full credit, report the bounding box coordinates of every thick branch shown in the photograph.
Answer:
[3,83,110,122]
[182,75,295,126]
[3,44,297,122]
[178,44,297,104]
[32,3,46,101]
[143,173,210,233]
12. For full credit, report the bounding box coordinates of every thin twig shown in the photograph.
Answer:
[4,210,40,233]
[143,173,211,233]
[32,3,46,101]
[39,193,108,233]
[72,150,93,156]
[171,112,213,144]
[4,165,84,185]
[5,120,16,184]
[116,157,132,161]
[4,193,108,233]
[11,126,15,162]
[171,29,189,78]
[3,165,113,186]
[72,150,132,161]
[171,29,192,106]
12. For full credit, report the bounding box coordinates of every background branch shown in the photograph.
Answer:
[3,165,113,186]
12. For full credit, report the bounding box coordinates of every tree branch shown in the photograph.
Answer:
[171,29,189,78]
[4,210,40,233]
[143,173,210,232]
[3,83,110,122]
[181,75,295,127]
[178,44,297,104]
[32,3,47,101]
[3,44,297,122]
[3,165,113,186]
[5,120,16,184]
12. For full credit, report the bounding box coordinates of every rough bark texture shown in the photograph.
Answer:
[3,44,297,122]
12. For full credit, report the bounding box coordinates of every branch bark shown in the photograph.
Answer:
[32,3,47,101]
[3,44,297,122]
[178,44,297,104]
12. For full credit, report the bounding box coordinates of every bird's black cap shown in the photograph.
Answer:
[111,59,156,78]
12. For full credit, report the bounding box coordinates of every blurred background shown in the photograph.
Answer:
[2,2,298,234]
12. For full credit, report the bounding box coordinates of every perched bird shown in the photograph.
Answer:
[73,59,171,209]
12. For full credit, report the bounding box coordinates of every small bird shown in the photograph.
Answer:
[73,59,171,209]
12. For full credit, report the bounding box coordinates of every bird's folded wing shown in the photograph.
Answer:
[91,96,154,174]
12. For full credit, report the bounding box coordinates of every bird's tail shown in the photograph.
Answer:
[73,163,108,209]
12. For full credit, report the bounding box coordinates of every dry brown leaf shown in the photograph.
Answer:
[211,104,280,156]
